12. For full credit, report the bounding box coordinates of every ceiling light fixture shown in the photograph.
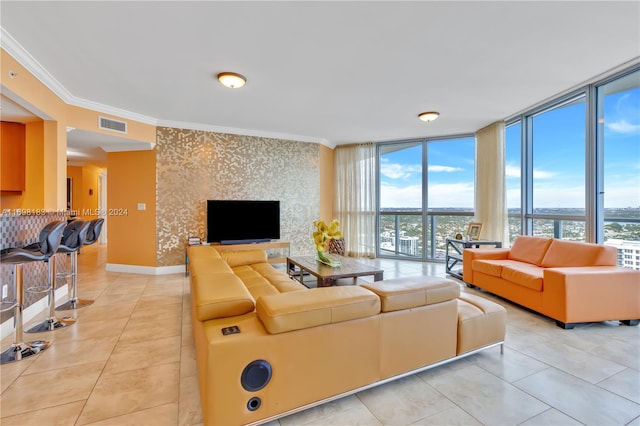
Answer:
[217,72,246,89]
[418,111,440,122]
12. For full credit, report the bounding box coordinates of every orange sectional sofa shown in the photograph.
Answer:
[463,235,640,329]
[188,245,506,425]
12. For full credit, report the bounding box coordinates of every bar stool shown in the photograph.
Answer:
[55,220,91,311]
[84,218,105,247]
[0,220,66,363]
[25,222,78,333]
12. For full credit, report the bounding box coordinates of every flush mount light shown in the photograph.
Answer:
[217,72,247,89]
[418,111,440,122]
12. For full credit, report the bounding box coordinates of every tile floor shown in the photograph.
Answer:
[1,244,639,425]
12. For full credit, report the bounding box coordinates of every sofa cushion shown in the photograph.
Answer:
[361,276,460,312]
[501,264,544,292]
[507,236,553,266]
[256,286,381,334]
[189,257,233,275]
[246,263,307,292]
[540,239,617,268]
[221,250,268,267]
[193,273,255,321]
[472,259,529,278]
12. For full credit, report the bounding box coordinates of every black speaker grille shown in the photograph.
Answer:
[241,360,272,392]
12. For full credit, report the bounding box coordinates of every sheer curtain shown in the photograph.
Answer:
[334,143,377,258]
[475,121,507,243]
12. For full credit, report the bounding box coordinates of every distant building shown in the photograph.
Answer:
[605,239,640,271]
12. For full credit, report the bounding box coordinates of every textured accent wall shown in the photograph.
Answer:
[156,127,320,266]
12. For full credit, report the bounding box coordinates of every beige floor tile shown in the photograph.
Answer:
[0,352,37,393]
[422,364,549,425]
[357,375,455,425]
[179,374,203,426]
[279,394,365,425]
[305,404,383,425]
[0,400,85,426]
[597,368,640,404]
[102,335,181,375]
[180,342,198,378]
[129,302,182,321]
[519,408,583,426]
[0,361,103,418]
[514,367,640,425]
[118,312,182,343]
[23,335,118,374]
[409,406,482,425]
[519,339,627,384]
[471,347,549,383]
[76,362,180,425]
[81,402,179,426]
[51,316,129,343]
[77,302,137,322]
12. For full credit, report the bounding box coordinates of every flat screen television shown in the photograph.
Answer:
[206,200,280,244]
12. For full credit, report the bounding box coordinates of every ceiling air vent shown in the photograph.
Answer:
[98,116,127,134]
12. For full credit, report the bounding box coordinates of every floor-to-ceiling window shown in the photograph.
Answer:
[596,69,640,269]
[508,65,639,269]
[377,136,475,260]
[505,121,522,245]
[378,142,423,258]
[529,94,587,240]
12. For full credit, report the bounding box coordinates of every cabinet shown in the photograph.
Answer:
[1,122,26,192]
[445,238,502,280]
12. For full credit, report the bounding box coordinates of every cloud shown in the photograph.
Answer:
[505,164,520,178]
[533,169,556,179]
[380,162,421,180]
[605,119,640,134]
[428,165,463,173]
[380,182,474,209]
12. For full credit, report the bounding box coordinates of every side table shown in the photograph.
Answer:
[445,238,502,280]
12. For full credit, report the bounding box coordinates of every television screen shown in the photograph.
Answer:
[207,200,280,244]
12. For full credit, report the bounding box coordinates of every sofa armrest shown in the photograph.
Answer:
[256,286,381,334]
[463,248,510,283]
[543,266,640,323]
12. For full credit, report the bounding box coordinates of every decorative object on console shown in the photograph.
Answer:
[466,222,483,240]
[313,219,343,267]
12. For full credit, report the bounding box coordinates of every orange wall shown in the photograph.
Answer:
[67,105,156,147]
[67,164,104,219]
[107,149,157,266]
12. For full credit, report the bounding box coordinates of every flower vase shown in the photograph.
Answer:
[317,251,341,267]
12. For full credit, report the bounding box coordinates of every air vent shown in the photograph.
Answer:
[98,116,127,134]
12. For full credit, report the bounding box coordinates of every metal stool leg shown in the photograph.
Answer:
[1,264,51,364]
[56,251,93,310]
[26,256,76,333]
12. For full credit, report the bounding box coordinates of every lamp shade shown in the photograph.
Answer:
[418,111,440,122]
[217,72,246,89]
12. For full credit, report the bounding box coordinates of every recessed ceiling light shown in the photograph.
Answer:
[217,72,246,89]
[418,111,440,122]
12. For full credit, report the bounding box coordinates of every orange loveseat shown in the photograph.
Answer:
[463,235,640,329]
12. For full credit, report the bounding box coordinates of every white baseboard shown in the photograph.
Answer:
[105,263,186,275]
[1,284,68,340]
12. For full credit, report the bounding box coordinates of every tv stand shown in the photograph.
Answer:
[221,238,272,245]
[213,241,290,264]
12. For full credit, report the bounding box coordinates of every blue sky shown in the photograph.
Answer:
[381,81,639,210]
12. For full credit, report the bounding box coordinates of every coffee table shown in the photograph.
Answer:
[287,255,384,288]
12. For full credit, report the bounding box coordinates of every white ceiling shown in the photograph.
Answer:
[1,1,639,163]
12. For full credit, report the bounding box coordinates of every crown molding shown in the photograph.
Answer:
[1,26,337,149]
[156,119,332,147]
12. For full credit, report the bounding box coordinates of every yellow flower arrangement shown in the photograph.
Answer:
[312,219,343,266]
